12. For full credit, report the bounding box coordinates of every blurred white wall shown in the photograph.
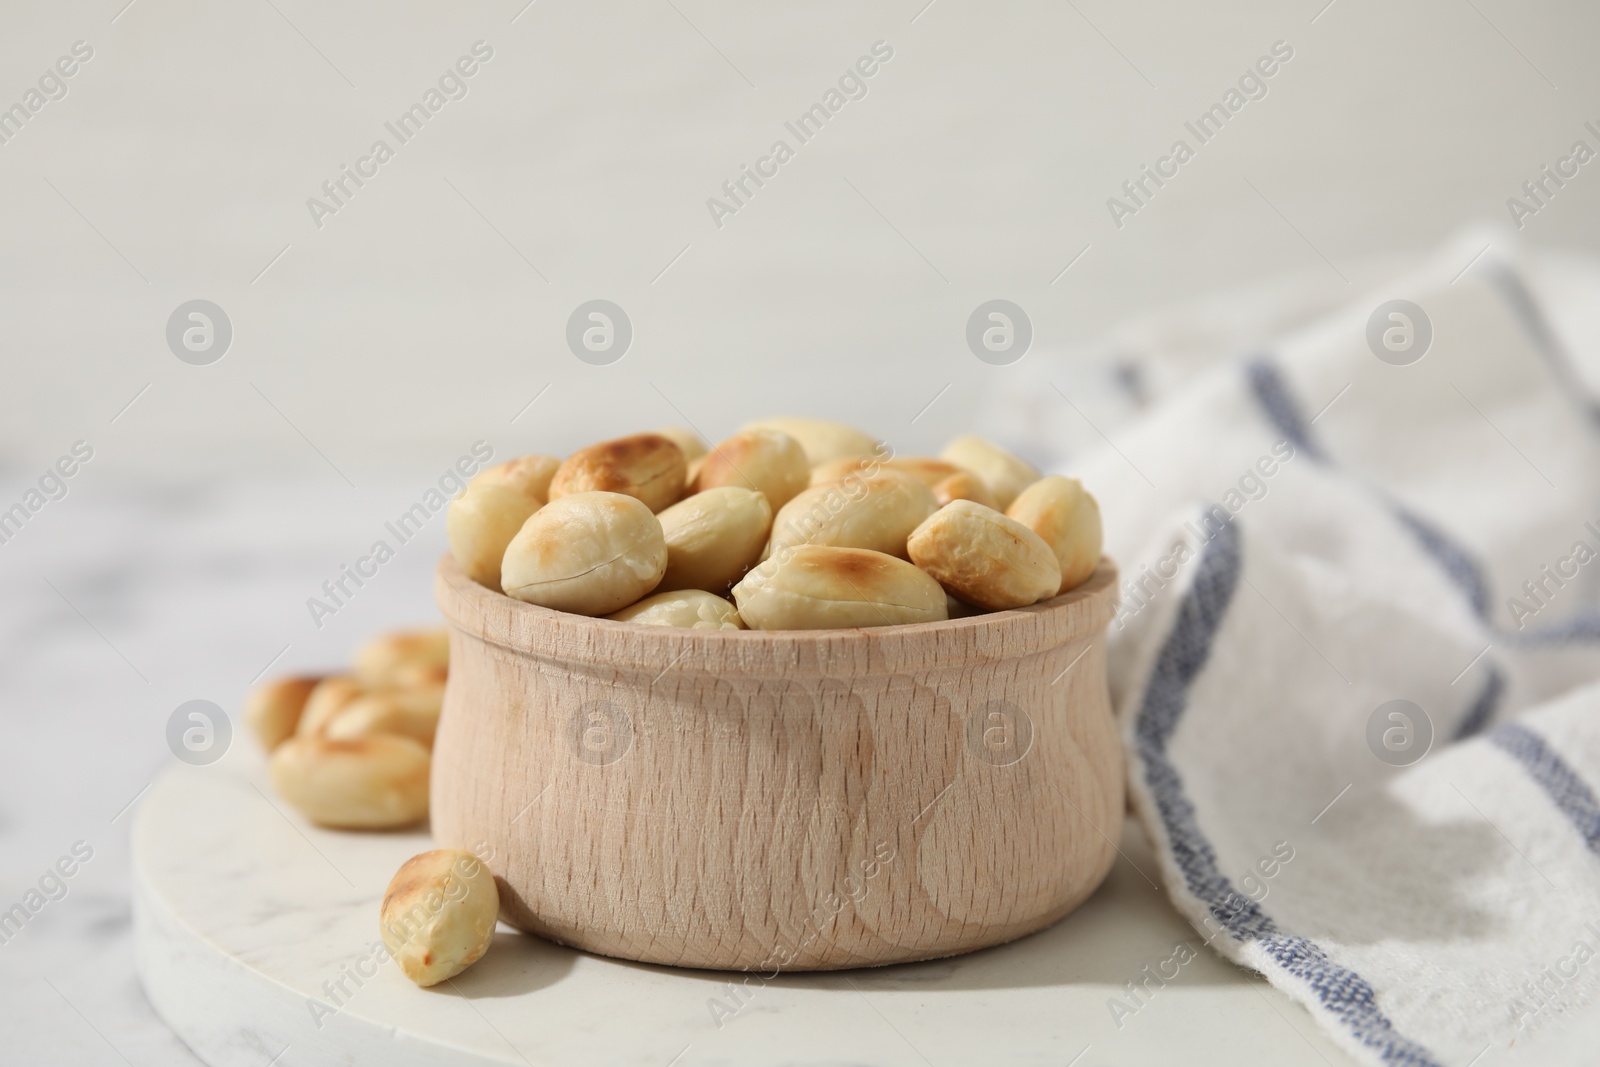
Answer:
[2,0,1597,481]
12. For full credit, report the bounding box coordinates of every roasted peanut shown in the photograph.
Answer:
[885,457,968,488]
[380,849,499,987]
[695,429,810,511]
[655,486,772,593]
[387,659,448,689]
[245,675,322,752]
[548,433,686,512]
[809,455,963,492]
[477,454,561,500]
[501,491,667,615]
[907,500,1062,610]
[606,589,744,629]
[354,629,449,689]
[685,454,707,491]
[448,461,554,590]
[939,435,1040,510]
[325,685,444,747]
[269,734,431,829]
[945,593,986,619]
[740,417,879,465]
[808,455,889,488]
[654,427,709,463]
[768,474,937,560]
[933,469,998,509]
[296,676,367,737]
[1006,475,1103,593]
[733,545,948,629]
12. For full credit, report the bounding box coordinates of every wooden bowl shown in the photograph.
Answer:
[431,552,1122,971]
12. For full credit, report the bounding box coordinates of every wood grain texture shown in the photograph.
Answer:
[431,552,1123,971]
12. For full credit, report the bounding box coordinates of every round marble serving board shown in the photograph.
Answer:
[132,751,1353,1066]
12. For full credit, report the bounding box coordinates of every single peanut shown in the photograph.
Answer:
[380,850,500,987]
[1006,475,1103,593]
[684,454,707,492]
[809,454,891,488]
[448,458,556,590]
[269,734,431,829]
[296,676,368,737]
[501,491,667,615]
[945,593,986,619]
[733,545,948,629]
[933,469,998,509]
[606,589,744,629]
[548,433,686,512]
[386,659,448,689]
[907,500,1061,610]
[655,486,772,593]
[245,675,322,752]
[654,427,709,463]
[939,435,1040,510]
[768,474,937,560]
[354,629,449,689]
[740,417,879,465]
[477,454,561,499]
[695,429,809,511]
[325,685,444,748]
[885,457,968,488]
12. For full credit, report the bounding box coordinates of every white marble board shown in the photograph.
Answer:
[133,751,1354,1066]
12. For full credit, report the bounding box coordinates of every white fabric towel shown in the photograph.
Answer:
[985,235,1600,1066]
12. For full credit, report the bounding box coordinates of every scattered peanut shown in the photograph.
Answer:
[244,675,322,752]
[325,685,444,748]
[354,629,450,689]
[695,429,810,511]
[733,545,948,629]
[1006,475,1103,593]
[939,435,1040,510]
[296,676,368,737]
[740,417,879,465]
[655,486,772,593]
[501,491,668,615]
[448,459,556,590]
[548,433,687,513]
[907,500,1062,610]
[606,589,744,629]
[380,850,500,987]
[768,474,937,560]
[269,734,431,829]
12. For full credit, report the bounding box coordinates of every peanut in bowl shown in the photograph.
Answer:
[248,419,1122,978]
[428,548,1121,971]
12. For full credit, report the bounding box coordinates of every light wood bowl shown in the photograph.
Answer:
[431,552,1122,971]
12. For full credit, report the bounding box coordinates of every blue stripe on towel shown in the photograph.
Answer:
[1135,520,1444,1066]
[1244,359,1600,658]
[1480,262,1600,434]
[1489,723,1600,856]
[1247,358,1509,739]
[1452,666,1505,741]
[1242,359,1326,464]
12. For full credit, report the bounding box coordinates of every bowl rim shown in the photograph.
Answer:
[435,552,1119,673]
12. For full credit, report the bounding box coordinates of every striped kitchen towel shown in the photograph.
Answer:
[1016,238,1600,1065]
